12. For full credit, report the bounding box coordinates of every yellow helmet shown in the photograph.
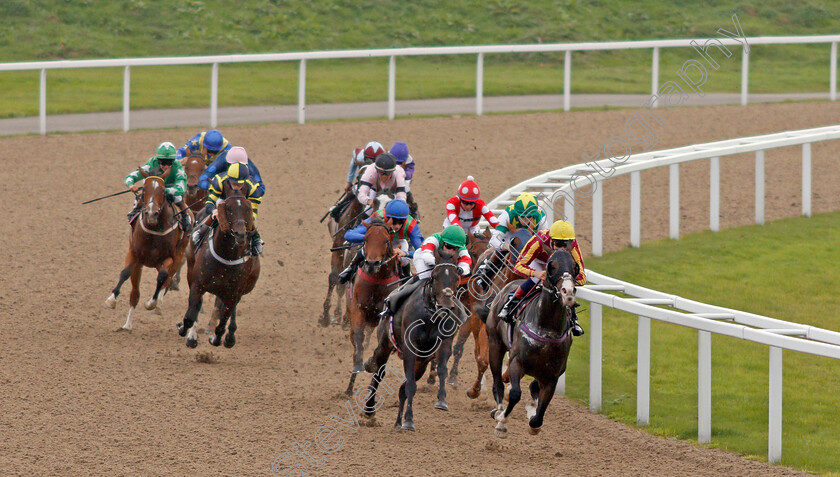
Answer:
[549,220,575,240]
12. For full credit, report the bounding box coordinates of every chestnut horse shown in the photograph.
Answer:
[362,250,462,431]
[487,249,577,438]
[104,170,188,330]
[176,190,260,348]
[344,220,399,395]
[449,228,532,398]
[169,153,206,291]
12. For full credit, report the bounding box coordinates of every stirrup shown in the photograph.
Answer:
[572,321,584,336]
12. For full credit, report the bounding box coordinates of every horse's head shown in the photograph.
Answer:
[429,248,460,310]
[138,167,171,226]
[361,219,393,274]
[217,196,253,246]
[184,154,206,194]
[546,248,577,308]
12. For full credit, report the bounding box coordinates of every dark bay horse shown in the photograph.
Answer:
[344,220,399,395]
[321,195,366,327]
[169,153,206,291]
[176,190,260,348]
[363,250,461,431]
[486,248,577,438]
[105,170,188,330]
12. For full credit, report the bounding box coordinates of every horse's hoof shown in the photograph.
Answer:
[489,408,498,419]
[209,336,221,347]
[318,315,330,328]
[153,306,163,316]
[176,322,187,337]
[168,282,179,291]
[467,388,480,399]
[186,338,198,349]
[494,427,508,439]
[104,295,116,309]
[427,376,436,385]
[529,426,541,436]
[401,421,415,432]
[363,359,376,374]
[144,299,156,311]
[117,326,131,332]
[351,364,365,374]
[435,400,449,411]
[446,377,458,387]
[223,334,235,348]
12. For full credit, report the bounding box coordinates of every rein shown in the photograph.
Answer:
[207,234,251,266]
[137,179,179,236]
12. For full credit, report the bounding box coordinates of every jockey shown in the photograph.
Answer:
[176,129,232,168]
[389,141,419,217]
[337,199,423,284]
[192,162,264,256]
[198,146,266,197]
[379,225,471,321]
[474,192,547,288]
[442,176,499,235]
[497,220,586,336]
[356,153,407,217]
[124,142,191,231]
[329,141,385,221]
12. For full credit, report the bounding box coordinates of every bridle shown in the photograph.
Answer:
[361,223,398,274]
[424,262,460,311]
[137,177,178,235]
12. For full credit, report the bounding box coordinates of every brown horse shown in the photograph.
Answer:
[169,153,206,291]
[487,249,577,438]
[176,190,260,348]
[448,228,531,398]
[104,170,188,330]
[344,220,399,395]
[321,195,366,327]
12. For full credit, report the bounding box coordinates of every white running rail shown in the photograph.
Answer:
[480,124,840,464]
[1,35,838,134]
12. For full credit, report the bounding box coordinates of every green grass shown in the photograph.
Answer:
[564,212,840,475]
[1,1,839,118]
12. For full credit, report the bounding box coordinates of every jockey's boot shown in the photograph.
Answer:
[378,277,421,320]
[407,191,419,218]
[330,193,354,221]
[127,201,141,223]
[338,249,364,284]
[250,230,264,256]
[497,294,521,324]
[192,222,209,246]
[399,263,411,280]
[571,303,584,336]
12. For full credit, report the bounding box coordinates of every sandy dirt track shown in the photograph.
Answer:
[2,101,839,476]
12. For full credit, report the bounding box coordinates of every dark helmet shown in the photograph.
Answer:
[374,153,397,173]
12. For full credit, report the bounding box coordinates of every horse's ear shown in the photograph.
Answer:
[546,257,557,279]
[484,226,492,239]
[216,202,230,233]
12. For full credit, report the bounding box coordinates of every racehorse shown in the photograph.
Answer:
[104,169,188,330]
[321,193,389,327]
[449,228,531,398]
[486,248,577,438]
[344,219,399,396]
[176,188,260,348]
[362,249,461,431]
[169,153,206,291]
[427,229,489,387]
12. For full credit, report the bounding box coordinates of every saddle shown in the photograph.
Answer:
[505,285,542,345]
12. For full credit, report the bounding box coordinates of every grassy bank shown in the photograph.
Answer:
[2,1,838,117]
[566,212,840,475]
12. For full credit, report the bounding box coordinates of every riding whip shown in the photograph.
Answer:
[320,192,348,223]
[81,189,133,204]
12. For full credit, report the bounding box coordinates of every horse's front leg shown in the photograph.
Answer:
[435,338,453,411]
[177,284,204,348]
[495,356,523,439]
[121,264,143,331]
[528,376,559,435]
[145,257,173,312]
[349,308,366,375]
[487,324,507,416]
[209,299,233,347]
[400,353,418,431]
[105,250,135,309]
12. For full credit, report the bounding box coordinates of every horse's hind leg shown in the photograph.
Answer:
[525,380,540,422]
[121,265,143,331]
[427,358,437,385]
[209,300,233,347]
[401,357,424,432]
[495,357,523,438]
[468,325,490,399]
[448,316,474,387]
[105,251,135,308]
[205,296,221,334]
[223,306,237,348]
[145,258,173,312]
[528,377,559,435]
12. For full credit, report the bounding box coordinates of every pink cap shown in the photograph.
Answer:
[226,146,248,164]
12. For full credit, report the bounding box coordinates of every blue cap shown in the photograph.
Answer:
[389,142,409,163]
[385,199,410,219]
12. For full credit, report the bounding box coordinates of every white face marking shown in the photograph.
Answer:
[560,275,575,306]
